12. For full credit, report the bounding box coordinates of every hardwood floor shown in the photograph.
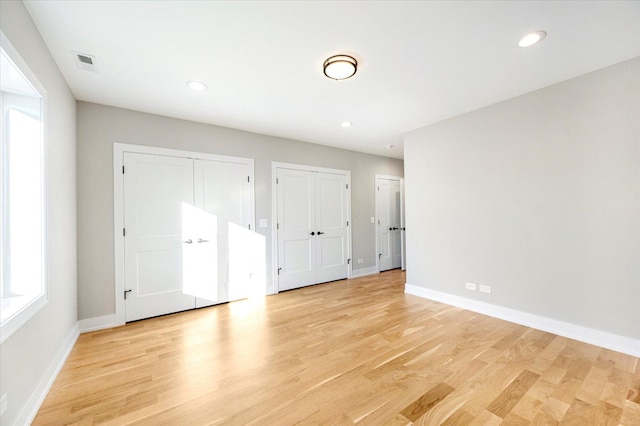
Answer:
[35,270,640,425]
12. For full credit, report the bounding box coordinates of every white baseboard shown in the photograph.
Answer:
[405,283,640,358]
[15,323,79,426]
[78,314,120,333]
[351,266,378,278]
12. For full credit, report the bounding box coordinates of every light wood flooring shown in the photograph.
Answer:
[35,270,640,425]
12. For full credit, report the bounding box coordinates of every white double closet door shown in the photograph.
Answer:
[377,176,404,272]
[123,152,253,322]
[276,167,350,291]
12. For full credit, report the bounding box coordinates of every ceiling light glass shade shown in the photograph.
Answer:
[187,80,207,91]
[341,121,352,128]
[323,55,357,80]
[518,31,546,47]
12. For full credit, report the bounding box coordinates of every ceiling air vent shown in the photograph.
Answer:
[72,51,99,73]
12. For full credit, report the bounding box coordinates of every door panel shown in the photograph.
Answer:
[124,153,196,322]
[377,177,403,272]
[277,169,316,290]
[194,159,252,307]
[377,179,393,271]
[315,172,348,283]
[391,180,402,269]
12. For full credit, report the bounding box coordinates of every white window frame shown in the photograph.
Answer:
[0,31,48,344]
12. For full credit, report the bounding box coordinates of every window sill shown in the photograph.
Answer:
[0,294,47,344]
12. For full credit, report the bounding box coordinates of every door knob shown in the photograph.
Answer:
[317,231,325,235]
[183,239,193,244]
[197,238,209,243]
[310,231,315,236]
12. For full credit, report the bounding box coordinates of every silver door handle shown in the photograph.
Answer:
[197,238,209,243]
[183,239,193,244]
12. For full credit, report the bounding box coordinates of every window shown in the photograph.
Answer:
[1,35,47,344]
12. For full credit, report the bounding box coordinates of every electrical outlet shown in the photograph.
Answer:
[479,284,491,294]
[1,393,7,416]
[357,258,364,264]
[465,282,476,291]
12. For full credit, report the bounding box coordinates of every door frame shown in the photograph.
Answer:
[374,174,405,274]
[271,161,352,293]
[113,143,254,326]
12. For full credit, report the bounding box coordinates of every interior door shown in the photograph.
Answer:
[123,153,196,322]
[276,168,316,291]
[377,179,393,271]
[390,180,402,269]
[377,176,403,272]
[315,172,349,283]
[194,159,252,307]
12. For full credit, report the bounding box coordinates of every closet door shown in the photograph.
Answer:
[390,180,403,269]
[123,153,196,322]
[194,159,253,307]
[276,167,349,291]
[377,176,403,272]
[315,172,349,283]
[276,168,316,291]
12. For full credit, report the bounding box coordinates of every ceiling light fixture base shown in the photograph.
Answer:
[323,55,357,80]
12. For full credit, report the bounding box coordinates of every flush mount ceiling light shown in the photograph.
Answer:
[323,55,357,80]
[186,80,207,91]
[341,121,352,128]
[518,31,547,47]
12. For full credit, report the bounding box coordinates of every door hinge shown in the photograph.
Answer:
[377,186,380,191]
[124,289,132,299]
[346,220,349,226]
[346,183,349,189]
[123,228,126,237]
[347,258,351,264]
[276,178,279,184]
[277,223,279,230]
[247,176,250,183]
[122,166,125,174]
[248,224,251,230]
[278,267,282,275]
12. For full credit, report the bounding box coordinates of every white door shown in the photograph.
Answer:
[276,168,316,290]
[276,167,349,291]
[123,151,254,322]
[123,153,196,321]
[315,172,349,283]
[194,159,253,307]
[377,176,403,272]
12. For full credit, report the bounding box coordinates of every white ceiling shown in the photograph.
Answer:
[23,1,640,160]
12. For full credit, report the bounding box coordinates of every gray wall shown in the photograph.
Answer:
[404,58,639,340]
[77,102,403,320]
[0,1,77,424]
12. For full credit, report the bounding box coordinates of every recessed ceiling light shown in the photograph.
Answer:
[186,80,207,91]
[518,31,546,48]
[323,55,357,80]
[341,121,352,128]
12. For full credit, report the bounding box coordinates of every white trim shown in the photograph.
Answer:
[350,266,378,278]
[113,142,255,326]
[78,314,119,333]
[374,174,404,274]
[14,323,79,426]
[0,31,50,345]
[405,283,640,358]
[271,161,352,293]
